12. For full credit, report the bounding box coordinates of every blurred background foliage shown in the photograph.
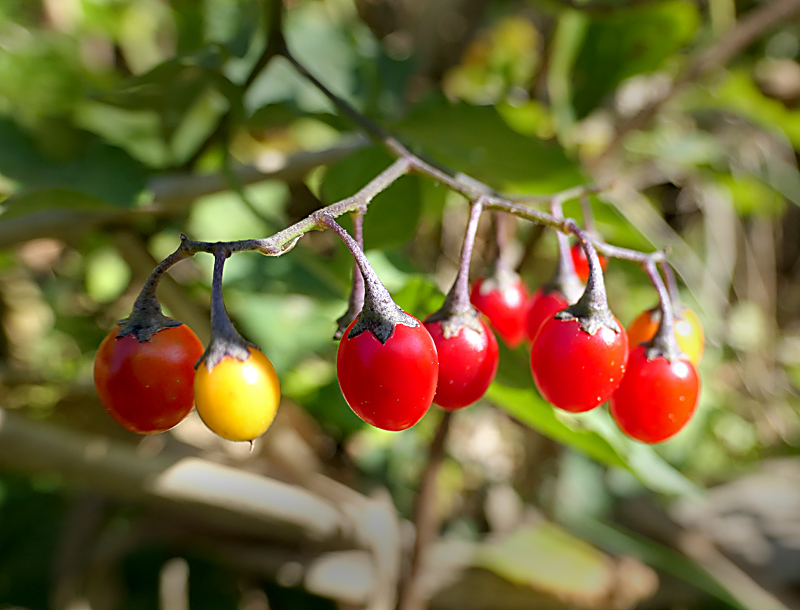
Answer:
[2,0,800,609]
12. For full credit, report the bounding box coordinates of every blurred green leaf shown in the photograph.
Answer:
[574,518,749,610]
[572,0,700,118]
[717,173,785,217]
[321,146,424,251]
[85,247,132,304]
[477,522,612,599]
[488,384,700,496]
[0,119,149,207]
[391,276,444,321]
[487,383,627,469]
[396,95,582,191]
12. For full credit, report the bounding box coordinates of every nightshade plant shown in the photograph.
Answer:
[94,40,700,443]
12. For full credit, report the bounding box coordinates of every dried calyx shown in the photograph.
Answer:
[197,248,255,371]
[425,201,486,338]
[319,213,417,345]
[555,223,620,335]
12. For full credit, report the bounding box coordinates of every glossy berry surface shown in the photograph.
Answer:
[525,288,569,343]
[627,306,704,365]
[337,317,438,431]
[610,346,700,443]
[530,316,628,412]
[94,323,204,434]
[570,242,608,282]
[194,346,281,442]
[470,277,528,348]
[424,317,499,411]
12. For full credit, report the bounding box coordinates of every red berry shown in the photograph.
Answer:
[424,317,499,411]
[470,277,528,348]
[337,317,438,431]
[94,323,204,434]
[525,288,569,343]
[530,316,628,412]
[610,346,700,443]
[570,242,608,282]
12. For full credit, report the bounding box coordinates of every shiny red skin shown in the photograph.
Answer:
[337,317,439,431]
[469,277,529,348]
[525,288,569,344]
[424,317,499,411]
[530,316,628,413]
[610,346,700,444]
[93,324,204,434]
[570,243,608,282]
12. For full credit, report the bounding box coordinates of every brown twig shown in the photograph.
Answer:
[397,411,453,610]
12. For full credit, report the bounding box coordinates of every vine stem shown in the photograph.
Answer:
[397,411,453,610]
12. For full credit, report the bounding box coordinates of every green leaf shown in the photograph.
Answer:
[487,384,701,497]
[573,519,750,610]
[0,119,149,207]
[0,190,123,247]
[572,0,700,118]
[476,522,613,600]
[395,95,582,191]
[321,146,423,251]
[486,384,627,469]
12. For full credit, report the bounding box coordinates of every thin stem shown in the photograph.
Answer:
[567,221,611,316]
[445,199,485,314]
[398,411,453,610]
[644,260,681,360]
[334,213,366,339]
[317,214,391,306]
[129,247,190,317]
[659,261,682,312]
[549,201,582,302]
[210,248,236,339]
[580,192,596,235]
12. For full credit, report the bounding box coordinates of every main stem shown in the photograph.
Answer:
[398,411,453,610]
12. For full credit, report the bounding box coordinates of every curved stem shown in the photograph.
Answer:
[659,261,682,313]
[318,214,392,307]
[549,201,582,302]
[210,248,237,339]
[198,247,253,370]
[334,213,366,339]
[644,261,681,360]
[445,199,485,314]
[566,221,610,314]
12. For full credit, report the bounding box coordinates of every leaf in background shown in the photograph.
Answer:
[0,190,125,247]
[391,276,444,321]
[395,95,582,191]
[572,0,700,118]
[476,522,614,603]
[573,519,750,610]
[0,120,149,207]
[321,146,423,251]
[547,10,589,135]
[487,384,701,497]
[487,384,627,469]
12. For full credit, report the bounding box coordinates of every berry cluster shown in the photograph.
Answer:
[92,192,703,446]
[94,245,280,443]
